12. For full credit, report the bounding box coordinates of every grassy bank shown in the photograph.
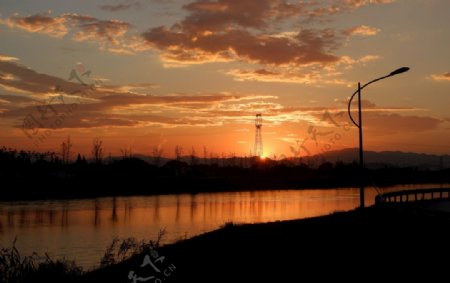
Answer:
[0,239,82,283]
[82,203,450,282]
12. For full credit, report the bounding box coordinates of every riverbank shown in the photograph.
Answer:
[77,204,450,282]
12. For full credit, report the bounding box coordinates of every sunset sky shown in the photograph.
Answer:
[1,0,449,158]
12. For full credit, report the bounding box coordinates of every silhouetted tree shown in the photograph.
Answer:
[203,146,208,164]
[120,146,133,159]
[190,147,197,165]
[290,145,299,157]
[318,162,333,171]
[209,152,214,165]
[75,153,87,166]
[174,145,183,161]
[152,146,164,166]
[92,138,103,164]
[61,136,73,164]
[229,152,237,167]
[49,151,56,163]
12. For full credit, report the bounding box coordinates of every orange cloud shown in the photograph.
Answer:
[225,53,381,85]
[99,83,159,94]
[2,13,68,37]
[3,91,280,129]
[0,58,282,129]
[1,12,132,47]
[0,94,36,110]
[338,55,381,65]
[0,54,19,62]
[226,68,350,86]
[345,0,396,8]
[307,0,393,19]
[344,25,380,36]
[431,72,450,82]
[307,6,341,18]
[4,92,280,129]
[4,56,426,135]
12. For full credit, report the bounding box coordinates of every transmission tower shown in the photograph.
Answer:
[254,113,263,157]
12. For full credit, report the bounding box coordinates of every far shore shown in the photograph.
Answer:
[2,148,449,202]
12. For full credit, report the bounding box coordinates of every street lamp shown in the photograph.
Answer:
[347,67,410,209]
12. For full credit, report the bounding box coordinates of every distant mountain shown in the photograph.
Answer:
[106,149,448,170]
[304,148,449,170]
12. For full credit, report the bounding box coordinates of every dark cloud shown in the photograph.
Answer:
[142,27,340,66]
[181,0,303,31]
[140,0,393,66]
[99,2,141,12]
[364,113,443,134]
[0,94,36,105]
[0,1,395,61]
[63,13,131,45]
[0,60,82,95]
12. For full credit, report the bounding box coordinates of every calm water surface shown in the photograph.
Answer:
[0,184,445,269]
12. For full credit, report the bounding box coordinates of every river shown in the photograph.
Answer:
[0,184,445,269]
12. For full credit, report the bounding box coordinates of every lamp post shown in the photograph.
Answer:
[348,67,410,209]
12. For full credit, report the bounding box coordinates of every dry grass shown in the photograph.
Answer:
[0,231,167,283]
[0,238,82,283]
[100,229,166,268]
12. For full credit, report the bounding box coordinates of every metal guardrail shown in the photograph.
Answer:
[375,188,450,205]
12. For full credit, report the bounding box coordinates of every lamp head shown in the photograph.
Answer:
[389,67,410,76]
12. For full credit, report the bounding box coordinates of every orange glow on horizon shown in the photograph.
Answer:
[0,1,449,156]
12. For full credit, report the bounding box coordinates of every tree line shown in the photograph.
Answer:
[1,137,449,201]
